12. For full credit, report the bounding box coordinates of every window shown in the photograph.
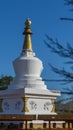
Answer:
[62,123,66,128]
[72,122,73,128]
[53,123,56,128]
[43,123,47,128]
[29,123,33,128]
[20,123,23,128]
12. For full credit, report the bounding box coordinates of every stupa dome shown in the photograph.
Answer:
[8,18,47,89]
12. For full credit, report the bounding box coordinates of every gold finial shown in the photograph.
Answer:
[22,18,32,51]
[25,18,31,27]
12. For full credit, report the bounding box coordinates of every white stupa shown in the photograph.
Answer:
[0,19,60,115]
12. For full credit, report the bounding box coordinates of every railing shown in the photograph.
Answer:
[0,128,73,130]
[0,128,71,130]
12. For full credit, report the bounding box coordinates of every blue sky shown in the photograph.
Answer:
[0,0,73,91]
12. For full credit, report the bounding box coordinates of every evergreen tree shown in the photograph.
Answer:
[44,0,73,102]
[0,76,13,90]
[60,0,73,21]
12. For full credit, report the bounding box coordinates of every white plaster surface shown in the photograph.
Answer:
[0,50,60,115]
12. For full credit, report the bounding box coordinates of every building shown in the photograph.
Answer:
[0,19,62,129]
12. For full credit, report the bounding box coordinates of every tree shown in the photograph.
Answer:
[44,0,73,94]
[44,1,73,103]
[44,35,73,83]
[44,34,73,99]
[44,34,73,104]
[0,75,13,90]
[64,0,73,6]
[60,0,73,21]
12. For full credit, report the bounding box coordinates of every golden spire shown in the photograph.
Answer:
[22,18,32,51]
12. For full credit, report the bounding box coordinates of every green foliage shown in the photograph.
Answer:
[0,75,13,90]
[36,128,43,130]
[45,35,73,84]
[32,128,43,130]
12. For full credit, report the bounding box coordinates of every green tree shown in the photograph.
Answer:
[0,75,13,90]
[44,0,73,84]
[45,35,73,84]
[44,0,73,102]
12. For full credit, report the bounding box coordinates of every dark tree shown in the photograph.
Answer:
[44,34,73,98]
[64,0,73,6]
[44,35,73,104]
[44,35,73,82]
[0,75,13,90]
[44,0,73,97]
[60,0,73,21]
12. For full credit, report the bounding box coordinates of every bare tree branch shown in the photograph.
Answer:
[45,35,73,59]
[44,35,73,84]
[60,17,73,21]
[64,0,73,6]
